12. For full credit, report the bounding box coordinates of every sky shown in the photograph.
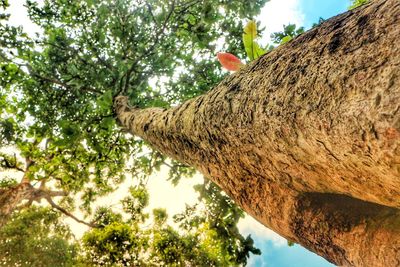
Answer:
[5,0,353,266]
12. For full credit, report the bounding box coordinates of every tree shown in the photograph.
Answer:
[79,183,259,266]
[114,0,400,265]
[0,206,77,266]
[1,0,397,266]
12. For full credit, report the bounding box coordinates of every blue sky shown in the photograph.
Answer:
[300,0,351,29]
[249,239,334,267]
[257,0,351,45]
[248,1,351,266]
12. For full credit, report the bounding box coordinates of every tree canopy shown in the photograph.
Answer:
[0,206,77,266]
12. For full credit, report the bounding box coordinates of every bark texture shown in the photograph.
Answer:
[115,0,400,265]
[0,183,32,227]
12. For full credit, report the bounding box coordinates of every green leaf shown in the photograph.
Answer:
[242,20,266,61]
[96,90,113,111]
[0,0,9,9]
[100,117,115,131]
[348,0,369,10]
[281,35,293,44]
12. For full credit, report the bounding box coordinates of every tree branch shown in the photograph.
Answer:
[119,0,176,96]
[31,72,102,95]
[42,189,68,198]
[162,161,189,169]
[45,196,99,228]
[0,153,24,172]
[145,3,158,25]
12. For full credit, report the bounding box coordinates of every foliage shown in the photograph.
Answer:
[217,21,305,71]
[80,181,259,266]
[0,176,17,188]
[82,221,147,266]
[349,0,369,10]
[0,206,77,267]
[242,20,266,61]
[270,23,305,45]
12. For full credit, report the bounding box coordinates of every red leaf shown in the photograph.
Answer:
[217,52,244,71]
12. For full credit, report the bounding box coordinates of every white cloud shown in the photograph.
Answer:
[257,0,305,45]
[8,0,43,36]
[238,215,287,247]
[146,169,202,217]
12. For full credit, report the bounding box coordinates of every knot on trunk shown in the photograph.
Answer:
[113,95,131,114]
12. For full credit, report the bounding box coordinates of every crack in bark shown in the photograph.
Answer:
[316,139,340,161]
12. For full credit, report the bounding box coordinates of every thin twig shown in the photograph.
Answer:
[31,72,102,94]
[119,0,176,96]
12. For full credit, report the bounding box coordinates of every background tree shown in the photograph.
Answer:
[0,206,77,266]
[80,183,259,266]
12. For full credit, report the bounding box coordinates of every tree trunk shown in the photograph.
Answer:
[0,183,34,227]
[115,0,400,265]
[0,181,68,228]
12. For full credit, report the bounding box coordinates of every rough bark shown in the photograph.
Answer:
[0,182,93,230]
[0,183,34,227]
[115,0,400,266]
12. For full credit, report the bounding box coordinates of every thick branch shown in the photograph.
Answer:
[30,188,68,202]
[0,180,68,228]
[0,183,34,227]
